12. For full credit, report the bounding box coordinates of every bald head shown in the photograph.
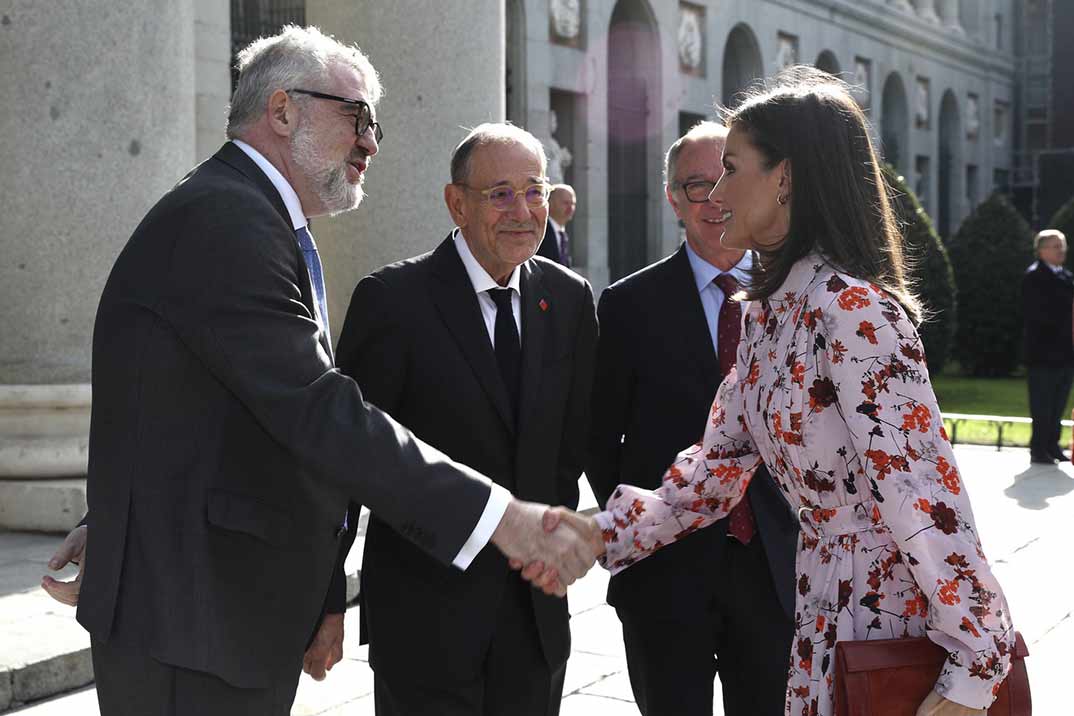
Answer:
[664,121,728,190]
[549,184,576,225]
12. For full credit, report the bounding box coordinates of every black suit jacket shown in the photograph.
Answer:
[335,236,597,685]
[587,245,798,618]
[78,143,495,689]
[1022,261,1074,366]
[536,220,564,264]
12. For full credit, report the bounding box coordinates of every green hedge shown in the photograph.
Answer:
[946,193,1033,376]
[883,165,957,374]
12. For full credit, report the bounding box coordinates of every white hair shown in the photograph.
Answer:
[226,25,382,139]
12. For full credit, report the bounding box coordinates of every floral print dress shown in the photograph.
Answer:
[594,255,1014,715]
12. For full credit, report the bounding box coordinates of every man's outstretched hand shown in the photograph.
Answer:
[491,500,603,597]
[513,507,605,594]
[41,524,87,606]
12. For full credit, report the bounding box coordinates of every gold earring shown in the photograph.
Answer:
[777,192,788,206]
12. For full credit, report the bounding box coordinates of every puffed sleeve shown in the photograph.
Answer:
[816,278,1015,709]
[594,315,762,574]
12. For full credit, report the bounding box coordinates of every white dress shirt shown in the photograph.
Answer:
[233,141,508,570]
[684,242,752,355]
[232,139,307,231]
[452,229,523,342]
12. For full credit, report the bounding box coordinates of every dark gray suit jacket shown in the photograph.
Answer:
[334,236,597,685]
[587,244,798,618]
[78,143,494,689]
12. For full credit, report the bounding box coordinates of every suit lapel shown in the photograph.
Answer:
[668,245,721,382]
[214,142,332,359]
[429,237,516,434]
[517,260,548,441]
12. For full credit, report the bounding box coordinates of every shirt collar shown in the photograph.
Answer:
[683,241,752,294]
[452,229,522,296]
[548,217,565,234]
[232,139,307,231]
[763,253,835,325]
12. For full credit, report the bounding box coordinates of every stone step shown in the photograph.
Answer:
[0,533,91,713]
[0,480,86,533]
[0,518,367,714]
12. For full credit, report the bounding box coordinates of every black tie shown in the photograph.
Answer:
[488,287,521,415]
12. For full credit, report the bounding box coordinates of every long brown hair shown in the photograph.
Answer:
[722,66,921,324]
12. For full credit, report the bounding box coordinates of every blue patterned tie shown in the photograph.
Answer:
[296,225,347,534]
[295,225,331,342]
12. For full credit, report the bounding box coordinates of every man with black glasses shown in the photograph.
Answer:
[587,121,797,716]
[334,123,598,716]
[41,29,598,716]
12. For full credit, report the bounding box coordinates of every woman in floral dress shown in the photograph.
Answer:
[589,69,1015,716]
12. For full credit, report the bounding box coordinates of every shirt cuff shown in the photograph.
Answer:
[451,482,512,569]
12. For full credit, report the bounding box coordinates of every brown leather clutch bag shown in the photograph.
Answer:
[834,632,1031,715]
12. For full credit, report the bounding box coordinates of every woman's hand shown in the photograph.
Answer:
[915,689,986,716]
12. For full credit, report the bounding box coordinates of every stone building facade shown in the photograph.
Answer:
[0,0,1016,531]
[508,0,1017,288]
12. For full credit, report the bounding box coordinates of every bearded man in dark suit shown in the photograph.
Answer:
[1022,229,1074,464]
[586,122,798,716]
[40,29,596,716]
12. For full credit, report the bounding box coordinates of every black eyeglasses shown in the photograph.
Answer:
[677,180,718,203]
[288,89,384,143]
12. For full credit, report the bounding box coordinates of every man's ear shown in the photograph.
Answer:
[267,89,297,138]
[665,184,685,222]
[444,183,468,228]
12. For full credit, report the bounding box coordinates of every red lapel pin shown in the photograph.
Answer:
[538,298,549,312]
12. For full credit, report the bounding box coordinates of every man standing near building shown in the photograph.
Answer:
[40,29,596,716]
[586,122,797,716]
[537,184,576,267]
[334,123,597,716]
[1022,229,1074,464]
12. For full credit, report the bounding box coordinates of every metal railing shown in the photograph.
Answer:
[942,412,1073,450]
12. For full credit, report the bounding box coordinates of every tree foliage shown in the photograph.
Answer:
[946,192,1033,376]
[883,165,957,374]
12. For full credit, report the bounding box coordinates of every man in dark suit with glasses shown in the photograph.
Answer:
[587,122,797,716]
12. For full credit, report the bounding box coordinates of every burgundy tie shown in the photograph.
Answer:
[713,273,756,544]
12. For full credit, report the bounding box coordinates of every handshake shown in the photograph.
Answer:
[491,499,605,597]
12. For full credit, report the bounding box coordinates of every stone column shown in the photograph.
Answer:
[937,0,964,34]
[194,0,232,161]
[0,0,196,530]
[306,1,505,340]
[914,0,941,25]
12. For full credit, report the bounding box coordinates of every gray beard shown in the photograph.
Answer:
[290,120,364,216]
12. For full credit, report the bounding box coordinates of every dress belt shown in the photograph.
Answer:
[796,500,881,538]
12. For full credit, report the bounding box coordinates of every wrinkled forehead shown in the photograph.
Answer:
[676,137,726,179]
[469,140,545,184]
[1041,237,1067,249]
[326,62,373,106]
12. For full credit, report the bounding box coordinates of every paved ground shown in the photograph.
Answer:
[5,444,1070,714]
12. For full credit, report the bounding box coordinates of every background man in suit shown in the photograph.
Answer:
[40,28,596,716]
[536,183,575,267]
[1022,229,1074,464]
[334,123,597,716]
[586,122,797,716]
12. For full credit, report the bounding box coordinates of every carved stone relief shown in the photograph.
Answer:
[550,0,582,43]
[678,3,704,75]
